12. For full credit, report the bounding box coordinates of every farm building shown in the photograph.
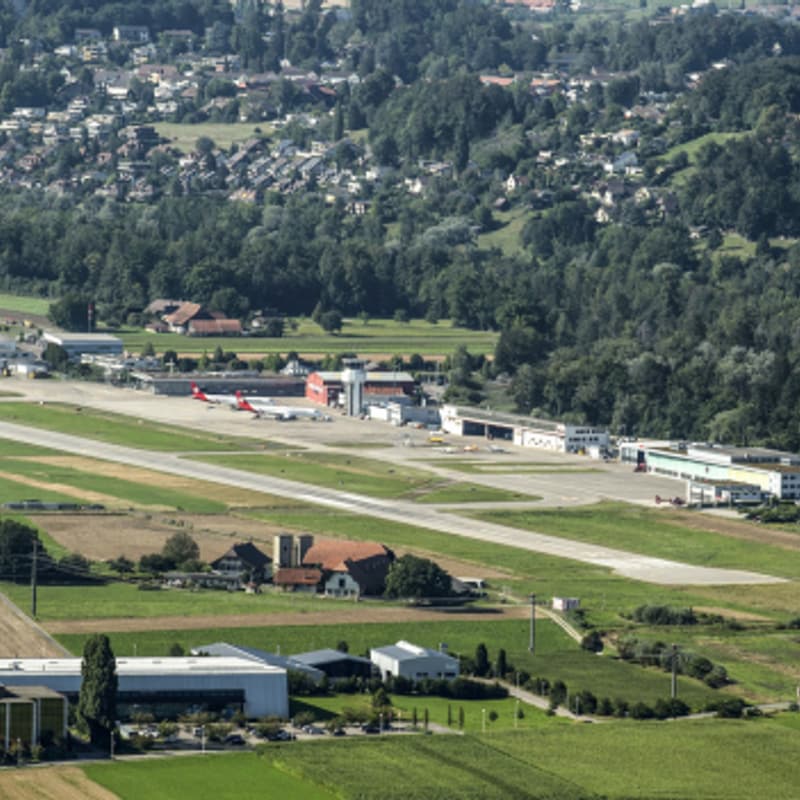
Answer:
[41,332,123,360]
[211,542,272,582]
[0,685,67,750]
[370,641,460,682]
[272,567,323,592]
[0,657,288,719]
[290,649,374,679]
[190,642,325,685]
[301,539,394,597]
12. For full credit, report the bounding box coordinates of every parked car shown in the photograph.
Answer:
[361,723,380,734]
[224,733,246,746]
[302,725,325,735]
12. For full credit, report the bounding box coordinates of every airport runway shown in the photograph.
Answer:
[0,418,784,587]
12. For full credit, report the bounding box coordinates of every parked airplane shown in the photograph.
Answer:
[190,382,239,407]
[235,391,328,421]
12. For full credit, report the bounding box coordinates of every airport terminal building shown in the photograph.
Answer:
[620,442,800,502]
[0,657,288,719]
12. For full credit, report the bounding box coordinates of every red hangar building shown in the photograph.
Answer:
[305,370,416,407]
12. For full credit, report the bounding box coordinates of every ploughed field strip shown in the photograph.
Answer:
[0,420,784,587]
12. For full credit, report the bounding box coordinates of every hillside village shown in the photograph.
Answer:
[0,1,781,225]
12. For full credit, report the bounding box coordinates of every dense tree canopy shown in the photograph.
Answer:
[384,554,453,599]
[78,633,118,749]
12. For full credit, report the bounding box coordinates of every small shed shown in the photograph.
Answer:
[552,597,580,612]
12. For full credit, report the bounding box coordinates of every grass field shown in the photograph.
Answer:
[272,715,800,799]
[194,451,529,503]
[85,753,336,800]
[476,208,529,256]
[425,458,598,475]
[0,456,227,512]
[0,402,258,452]
[81,715,800,800]
[153,122,274,153]
[56,617,725,708]
[0,292,52,316]
[1,580,356,622]
[293,692,567,733]
[471,502,800,580]
[116,317,498,358]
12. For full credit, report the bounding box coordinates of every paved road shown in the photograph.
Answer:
[0,420,783,587]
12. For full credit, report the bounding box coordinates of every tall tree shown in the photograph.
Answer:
[78,634,117,749]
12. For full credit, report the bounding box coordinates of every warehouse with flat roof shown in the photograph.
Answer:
[41,331,124,360]
[0,657,288,719]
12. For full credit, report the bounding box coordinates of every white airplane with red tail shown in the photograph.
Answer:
[190,382,239,408]
[235,391,328,421]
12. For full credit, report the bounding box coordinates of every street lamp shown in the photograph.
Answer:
[481,708,486,734]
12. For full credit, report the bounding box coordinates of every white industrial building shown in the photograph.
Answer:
[41,331,124,360]
[620,441,800,502]
[440,405,609,454]
[0,657,288,719]
[370,641,460,682]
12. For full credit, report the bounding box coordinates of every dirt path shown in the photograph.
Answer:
[45,604,530,635]
[0,766,118,800]
[0,591,69,657]
[0,468,127,507]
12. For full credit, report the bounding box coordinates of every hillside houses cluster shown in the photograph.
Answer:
[0,12,710,220]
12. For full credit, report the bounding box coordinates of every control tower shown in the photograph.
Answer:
[341,358,366,416]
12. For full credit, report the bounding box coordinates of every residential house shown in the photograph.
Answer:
[211,542,272,583]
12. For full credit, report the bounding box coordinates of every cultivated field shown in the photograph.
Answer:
[75,715,800,800]
[0,766,118,800]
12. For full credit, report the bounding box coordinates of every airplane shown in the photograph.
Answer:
[190,382,239,408]
[235,391,329,421]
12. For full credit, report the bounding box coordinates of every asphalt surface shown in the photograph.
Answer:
[0,412,784,587]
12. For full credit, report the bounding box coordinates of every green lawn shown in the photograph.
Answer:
[85,753,336,800]
[425,458,598,475]
[153,122,274,153]
[0,402,258,452]
[1,581,357,623]
[491,717,800,799]
[0,292,52,316]
[0,474,90,506]
[295,693,567,733]
[0,457,226,512]
[194,451,528,503]
[56,617,726,708]
[116,317,498,358]
[477,207,530,256]
[471,502,800,579]
[83,715,800,800]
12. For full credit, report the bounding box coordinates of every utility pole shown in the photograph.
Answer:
[31,537,38,618]
[671,644,678,699]
[529,593,536,654]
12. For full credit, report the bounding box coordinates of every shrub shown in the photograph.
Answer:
[630,702,655,720]
[632,605,697,626]
[581,631,604,653]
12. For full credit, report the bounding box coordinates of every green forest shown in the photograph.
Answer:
[2,1,800,446]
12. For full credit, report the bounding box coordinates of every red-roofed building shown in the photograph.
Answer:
[273,567,323,592]
[302,539,394,597]
[188,319,243,336]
